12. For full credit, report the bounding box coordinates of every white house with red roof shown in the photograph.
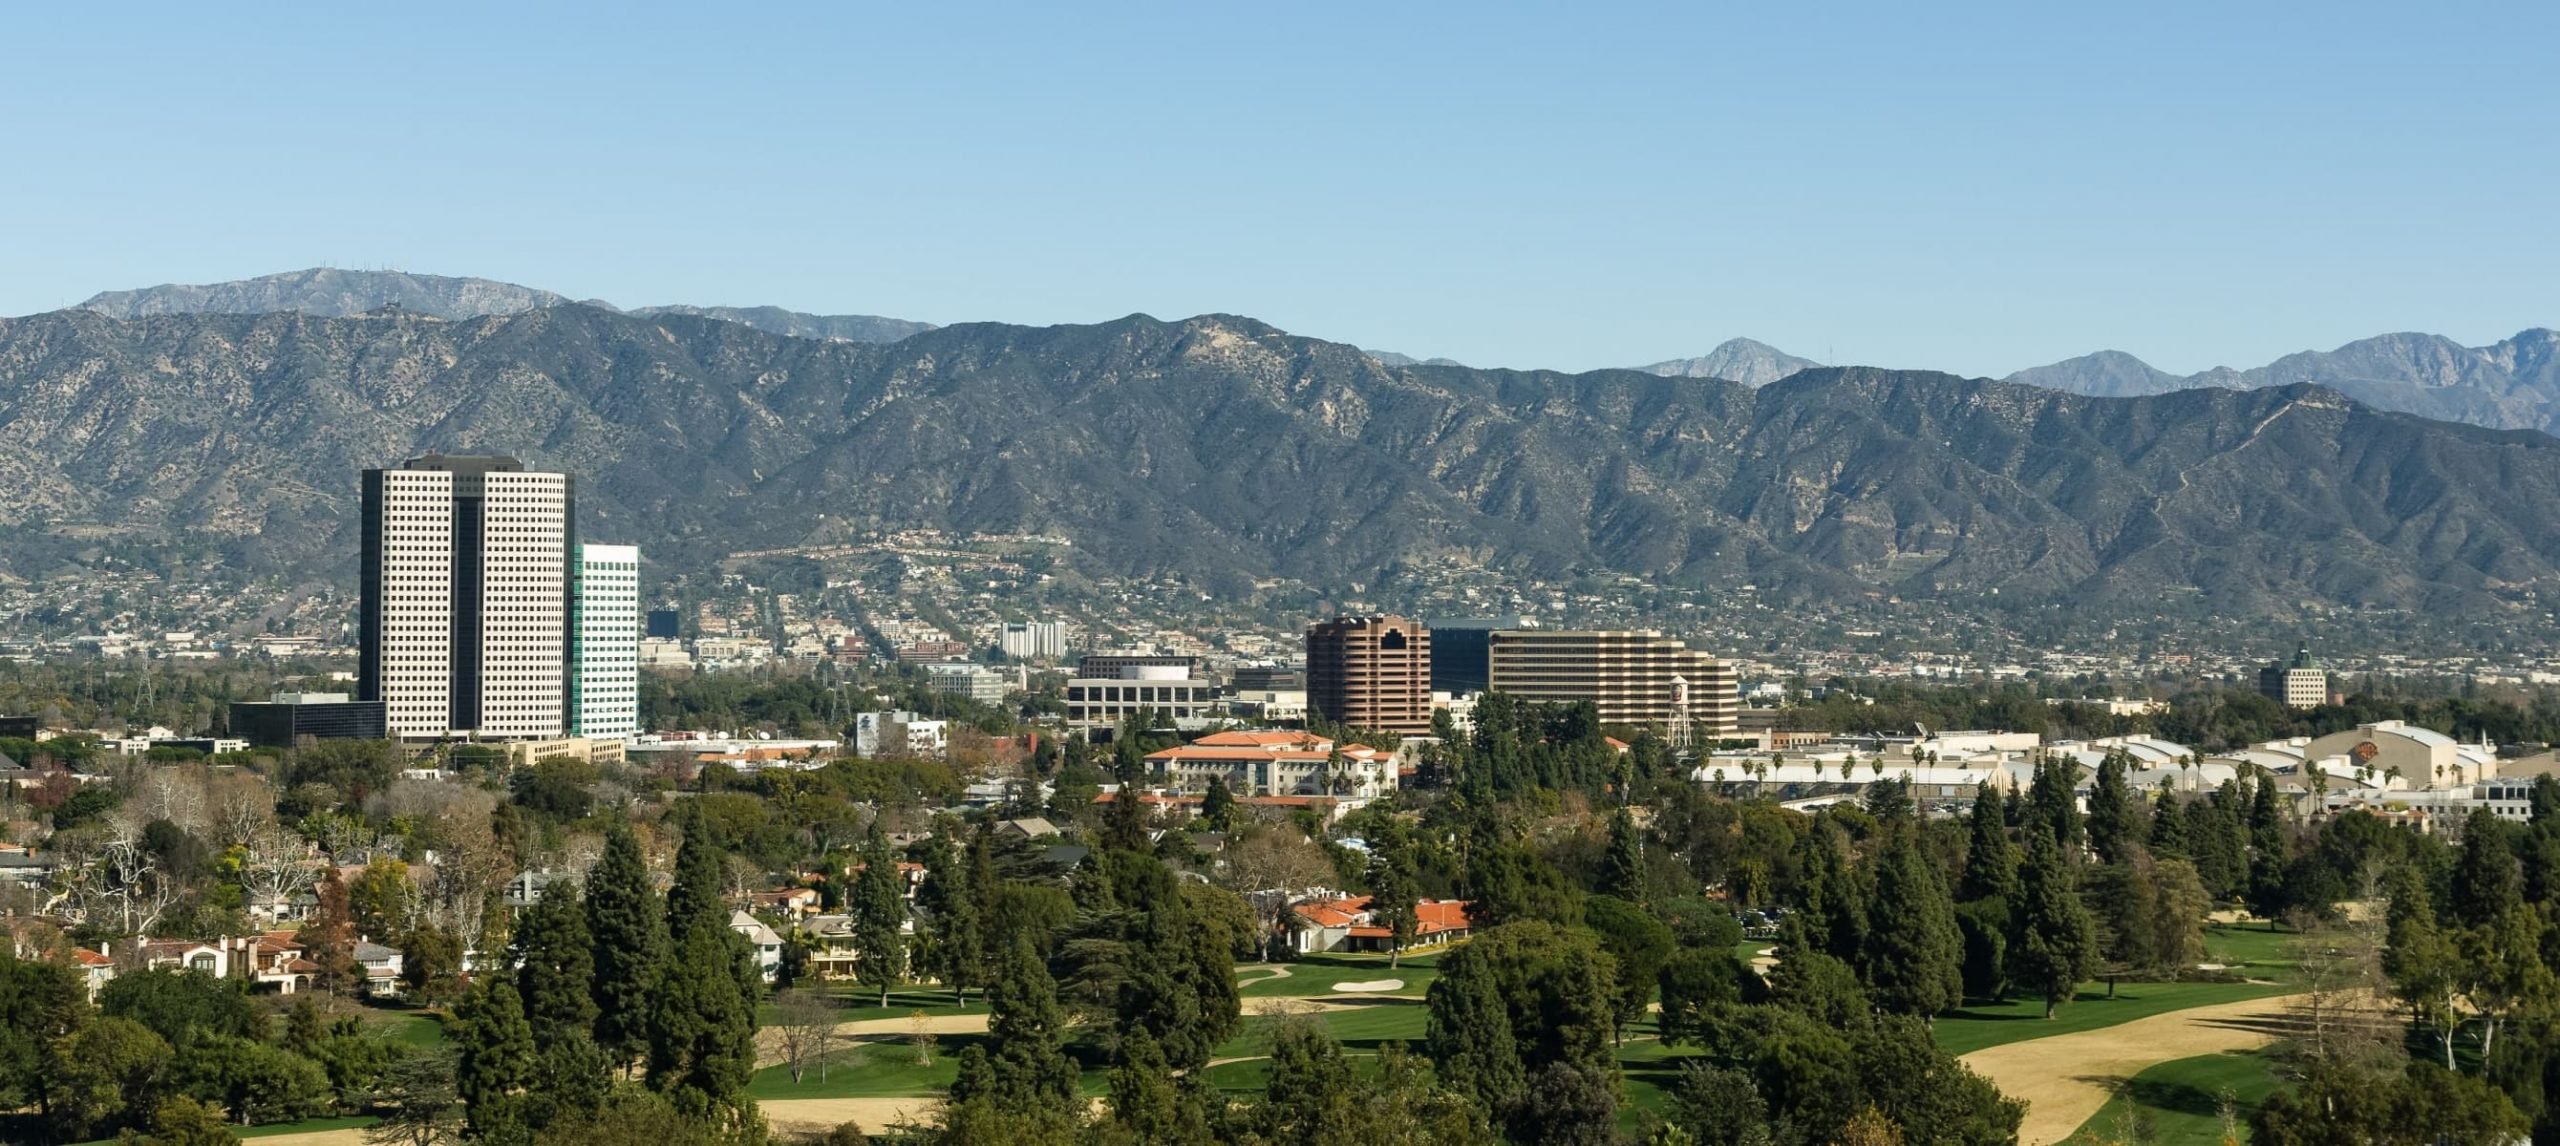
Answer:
[1288,895,1473,955]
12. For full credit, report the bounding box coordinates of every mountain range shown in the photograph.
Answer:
[1637,331,2560,435]
[70,270,2559,436]
[6,299,2560,630]
[73,267,932,345]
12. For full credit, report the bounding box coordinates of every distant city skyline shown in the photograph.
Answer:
[5,2,2555,378]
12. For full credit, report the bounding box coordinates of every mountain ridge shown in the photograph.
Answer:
[1638,338,1824,386]
[69,267,935,346]
[5,304,2560,632]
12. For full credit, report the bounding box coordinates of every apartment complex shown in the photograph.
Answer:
[359,454,640,742]
[1000,620,1069,660]
[1486,629,1739,744]
[570,544,641,739]
[1305,616,1433,736]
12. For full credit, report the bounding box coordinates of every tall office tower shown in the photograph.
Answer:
[1305,616,1433,736]
[1423,615,1537,693]
[359,455,574,739]
[1486,629,1739,745]
[571,543,641,739]
[2258,645,2328,710]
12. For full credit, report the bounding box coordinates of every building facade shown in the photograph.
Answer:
[925,663,1012,705]
[359,454,574,740]
[1305,616,1433,736]
[227,691,389,747]
[2259,645,2328,710]
[1066,664,1217,735]
[1076,652,1201,680]
[1486,629,1739,744]
[1144,729,1399,798]
[854,710,949,758]
[999,620,1069,660]
[571,543,641,739]
[1424,615,1536,694]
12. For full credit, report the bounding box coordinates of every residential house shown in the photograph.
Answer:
[133,938,229,977]
[730,910,784,982]
[998,817,1060,840]
[240,930,324,993]
[748,887,824,917]
[0,848,58,888]
[246,887,321,925]
[353,940,405,996]
[503,869,581,911]
[71,947,116,1000]
[1288,895,1473,955]
[801,913,860,981]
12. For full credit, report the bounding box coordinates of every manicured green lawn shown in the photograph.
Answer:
[377,1011,447,1048]
[240,1115,381,1138]
[1928,924,2301,1057]
[2202,923,2299,973]
[1236,951,1443,999]
[1932,979,2296,1057]
[2059,1050,2277,1146]
[1215,997,1433,1058]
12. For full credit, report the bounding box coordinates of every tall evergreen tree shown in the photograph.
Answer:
[645,919,759,1127]
[644,807,759,1128]
[2012,828,2098,1019]
[1201,776,1238,835]
[2382,867,2462,1069]
[1957,788,2017,905]
[452,976,536,1143]
[665,803,726,939]
[2534,775,2560,825]
[914,823,984,1005]
[1106,1028,1190,1144]
[981,933,1080,1113]
[2147,792,2190,858]
[1366,820,1422,968]
[1602,807,1647,902]
[2026,755,2083,855]
[1867,830,1964,1021]
[1426,947,1527,1118]
[851,822,909,1008]
[585,821,664,1072]
[511,879,608,1131]
[2455,807,2524,929]
[514,880,598,1035]
[1258,1018,1366,1145]
[1799,824,1868,964]
[2086,753,2136,865]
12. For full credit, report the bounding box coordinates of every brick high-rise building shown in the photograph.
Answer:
[1305,616,1433,736]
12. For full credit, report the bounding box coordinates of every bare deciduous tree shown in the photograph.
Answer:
[772,987,842,1084]
[1216,826,1338,962]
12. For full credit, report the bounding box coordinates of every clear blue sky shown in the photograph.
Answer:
[5,1,2553,376]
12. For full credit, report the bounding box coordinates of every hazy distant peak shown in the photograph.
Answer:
[71,267,935,345]
[1637,338,1821,386]
[628,304,934,344]
[78,267,574,321]
[2001,349,2186,397]
[1364,348,1468,368]
[2005,327,2560,425]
